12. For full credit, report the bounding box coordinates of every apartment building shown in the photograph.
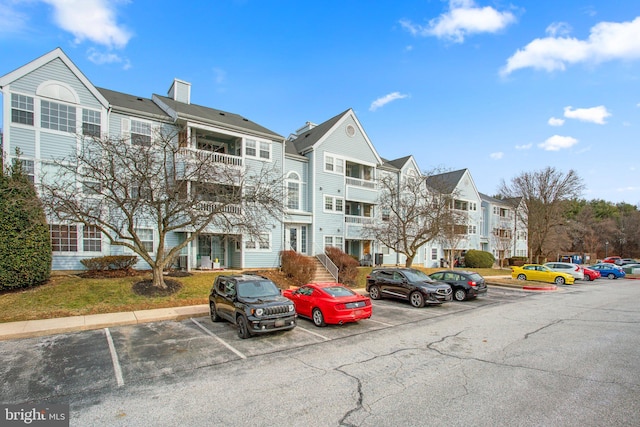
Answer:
[0,48,527,272]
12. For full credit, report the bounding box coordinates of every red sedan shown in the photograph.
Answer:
[282,282,372,327]
[581,266,601,281]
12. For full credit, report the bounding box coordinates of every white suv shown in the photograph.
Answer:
[544,262,585,280]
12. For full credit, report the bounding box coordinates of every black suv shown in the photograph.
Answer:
[209,274,296,339]
[428,270,487,301]
[366,268,452,307]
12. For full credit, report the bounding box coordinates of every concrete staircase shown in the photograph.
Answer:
[310,256,337,283]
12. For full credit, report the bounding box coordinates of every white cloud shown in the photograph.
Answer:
[400,0,516,43]
[0,1,29,35]
[515,143,532,150]
[42,0,132,48]
[87,48,130,70]
[564,105,611,124]
[538,135,578,151]
[501,16,640,75]
[546,22,572,37]
[369,92,409,111]
[490,152,503,159]
[548,117,565,126]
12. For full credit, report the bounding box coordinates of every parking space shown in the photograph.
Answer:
[0,286,531,403]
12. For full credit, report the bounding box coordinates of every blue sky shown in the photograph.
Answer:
[1,0,639,204]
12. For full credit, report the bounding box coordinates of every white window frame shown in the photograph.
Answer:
[431,248,438,260]
[324,195,344,213]
[11,93,34,126]
[50,224,78,253]
[135,228,154,253]
[244,138,271,161]
[131,119,152,146]
[286,172,301,210]
[324,235,344,251]
[83,225,103,252]
[324,154,344,174]
[468,224,477,234]
[245,233,271,252]
[82,108,102,137]
[41,99,76,133]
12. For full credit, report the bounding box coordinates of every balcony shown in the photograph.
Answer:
[345,215,374,225]
[346,176,376,189]
[179,147,243,167]
[197,201,242,215]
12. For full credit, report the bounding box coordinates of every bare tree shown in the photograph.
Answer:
[438,210,468,268]
[498,167,584,263]
[40,128,285,289]
[363,171,462,267]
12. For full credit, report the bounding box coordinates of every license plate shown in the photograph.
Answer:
[274,319,285,327]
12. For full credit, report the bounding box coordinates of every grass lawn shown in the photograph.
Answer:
[0,266,514,323]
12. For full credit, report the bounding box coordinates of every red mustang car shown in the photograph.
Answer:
[581,266,601,281]
[283,282,372,327]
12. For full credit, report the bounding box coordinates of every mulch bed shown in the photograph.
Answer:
[132,279,182,297]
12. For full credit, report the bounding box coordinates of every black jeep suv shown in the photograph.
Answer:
[209,274,296,339]
[366,268,452,307]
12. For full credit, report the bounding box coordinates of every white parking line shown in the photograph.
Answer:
[190,318,247,359]
[104,328,124,387]
[295,326,331,341]
[365,318,394,327]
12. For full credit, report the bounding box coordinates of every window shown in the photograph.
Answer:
[50,225,78,252]
[245,233,271,251]
[12,159,35,183]
[131,120,151,146]
[468,225,477,234]
[469,202,477,211]
[453,199,468,210]
[382,246,390,255]
[41,100,76,132]
[324,155,344,174]
[381,207,390,221]
[82,109,101,137]
[324,236,343,250]
[11,94,34,125]
[324,195,343,213]
[245,139,256,157]
[259,141,270,160]
[83,225,102,252]
[286,172,300,210]
[136,228,154,252]
[431,248,438,260]
[82,181,102,195]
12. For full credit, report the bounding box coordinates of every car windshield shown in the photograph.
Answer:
[403,269,434,282]
[237,280,280,298]
[323,286,355,297]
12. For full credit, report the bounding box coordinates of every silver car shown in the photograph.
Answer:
[544,262,585,280]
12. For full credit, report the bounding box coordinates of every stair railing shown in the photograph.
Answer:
[313,243,338,282]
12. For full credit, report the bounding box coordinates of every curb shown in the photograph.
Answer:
[0,305,209,341]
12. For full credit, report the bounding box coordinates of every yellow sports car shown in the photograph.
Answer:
[511,264,575,285]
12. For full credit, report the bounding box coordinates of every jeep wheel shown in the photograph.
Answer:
[453,288,467,302]
[210,302,221,322]
[409,291,425,308]
[312,308,326,327]
[237,315,251,339]
[368,285,381,300]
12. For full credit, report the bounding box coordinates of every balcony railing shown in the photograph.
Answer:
[197,201,242,214]
[345,215,374,225]
[179,147,243,166]
[346,176,376,189]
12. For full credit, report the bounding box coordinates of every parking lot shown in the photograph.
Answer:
[0,286,532,404]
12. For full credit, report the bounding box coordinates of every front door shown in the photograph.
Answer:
[285,225,307,254]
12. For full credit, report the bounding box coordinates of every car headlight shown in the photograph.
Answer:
[288,304,295,312]
[255,308,264,316]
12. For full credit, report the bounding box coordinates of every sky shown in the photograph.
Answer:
[1,0,639,205]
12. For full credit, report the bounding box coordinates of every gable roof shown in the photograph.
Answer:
[290,109,350,154]
[426,168,467,194]
[97,87,170,120]
[152,94,282,140]
[0,47,109,109]
[384,155,413,170]
[288,108,383,165]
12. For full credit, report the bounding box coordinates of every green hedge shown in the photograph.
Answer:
[0,166,51,291]
[464,250,495,268]
[80,255,139,271]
